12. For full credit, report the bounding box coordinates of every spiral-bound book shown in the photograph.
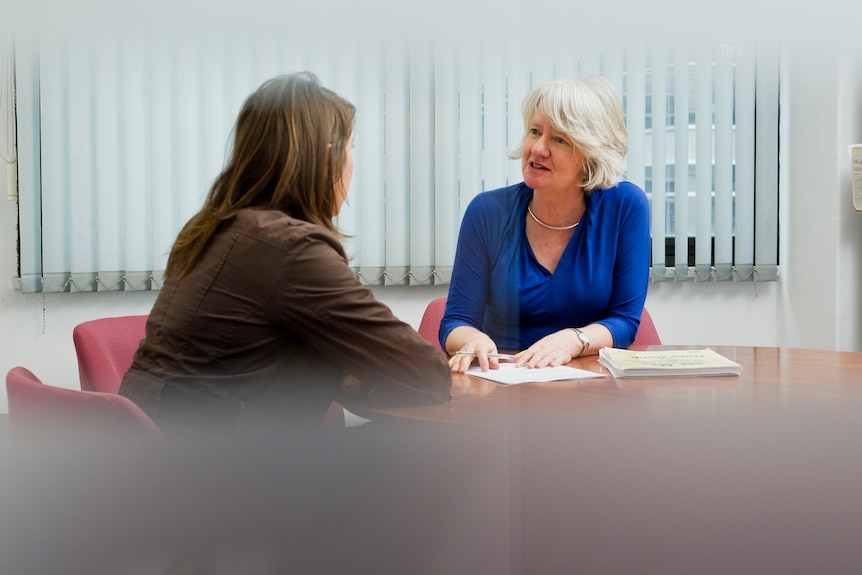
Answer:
[598,348,743,378]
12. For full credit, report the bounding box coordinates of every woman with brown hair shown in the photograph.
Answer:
[120,72,451,435]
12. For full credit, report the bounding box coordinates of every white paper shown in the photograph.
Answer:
[466,363,605,385]
[851,144,862,211]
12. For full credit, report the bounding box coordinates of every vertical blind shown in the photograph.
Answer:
[14,36,779,294]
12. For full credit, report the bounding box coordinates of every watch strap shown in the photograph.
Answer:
[569,327,590,358]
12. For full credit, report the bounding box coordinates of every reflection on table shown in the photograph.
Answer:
[4,346,861,574]
[344,345,862,574]
[351,345,862,424]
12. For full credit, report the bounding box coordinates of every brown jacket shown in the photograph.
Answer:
[120,209,451,434]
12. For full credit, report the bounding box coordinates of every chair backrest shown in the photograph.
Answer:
[5,366,165,439]
[73,315,148,393]
[72,315,347,429]
[417,297,661,350]
[417,297,447,354]
[631,307,662,347]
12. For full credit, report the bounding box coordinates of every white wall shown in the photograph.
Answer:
[779,46,862,352]
[2,43,861,413]
[836,55,862,349]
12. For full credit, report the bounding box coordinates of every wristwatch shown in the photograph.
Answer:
[570,327,590,357]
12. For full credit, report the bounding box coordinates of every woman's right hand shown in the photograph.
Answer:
[446,327,501,374]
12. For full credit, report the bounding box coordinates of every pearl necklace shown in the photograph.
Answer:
[527,205,580,231]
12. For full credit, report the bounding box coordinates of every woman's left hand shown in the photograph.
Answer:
[514,329,580,368]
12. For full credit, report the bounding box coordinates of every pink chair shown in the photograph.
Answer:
[418,297,660,350]
[73,315,345,427]
[419,297,661,353]
[417,296,447,354]
[631,307,662,347]
[5,366,164,439]
[73,315,148,393]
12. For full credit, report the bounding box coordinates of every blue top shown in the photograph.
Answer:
[440,181,650,351]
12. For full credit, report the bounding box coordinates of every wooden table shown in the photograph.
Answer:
[5,346,861,574]
[343,346,862,574]
[350,345,862,424]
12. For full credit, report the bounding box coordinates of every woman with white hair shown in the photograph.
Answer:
[442,75,650,373]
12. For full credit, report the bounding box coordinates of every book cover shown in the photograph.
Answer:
[598,348,743,378]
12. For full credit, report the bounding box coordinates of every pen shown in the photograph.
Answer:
[455,351,516,360]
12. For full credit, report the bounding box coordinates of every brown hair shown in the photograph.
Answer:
[165,72,355,279]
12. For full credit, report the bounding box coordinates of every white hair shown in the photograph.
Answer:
[509,75,628,193]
